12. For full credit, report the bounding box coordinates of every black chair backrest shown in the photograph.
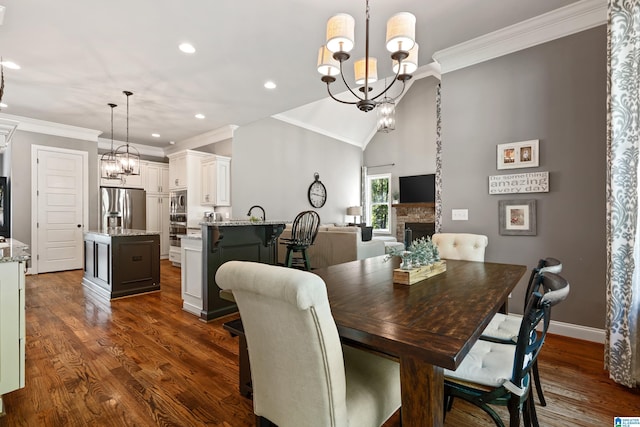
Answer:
[290,210,321,246]
[511,272,570,387]
[523,257,562,310]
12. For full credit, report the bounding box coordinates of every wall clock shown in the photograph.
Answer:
[308,172,327,208]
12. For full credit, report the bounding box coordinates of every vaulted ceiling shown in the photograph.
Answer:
[0,0,580,150]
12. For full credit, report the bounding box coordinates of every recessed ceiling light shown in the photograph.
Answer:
[169,141,176,145]
[0,103,7,108]
[0,61,20,70]
[264,81,277,89]
[152,133,160,138]
[179,43,196,54]
[195,113,205,119]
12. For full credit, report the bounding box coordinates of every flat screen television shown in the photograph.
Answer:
[399,174,435,203]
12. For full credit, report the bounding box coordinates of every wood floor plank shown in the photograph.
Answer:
[0,260,638,426]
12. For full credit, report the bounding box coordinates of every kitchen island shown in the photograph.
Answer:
[200,220,285,321]
[0,239,30,415]
[83,229,160,301]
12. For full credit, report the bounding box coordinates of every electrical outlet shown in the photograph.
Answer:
[452,209,468,221]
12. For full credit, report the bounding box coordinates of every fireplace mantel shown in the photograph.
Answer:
[392,202,435,208]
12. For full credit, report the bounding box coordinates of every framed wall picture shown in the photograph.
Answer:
[497,140,539,170]
[499,199,537,236]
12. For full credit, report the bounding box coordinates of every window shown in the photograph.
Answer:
[366,173,391,233]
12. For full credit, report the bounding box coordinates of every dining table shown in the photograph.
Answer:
[313,255,527,427]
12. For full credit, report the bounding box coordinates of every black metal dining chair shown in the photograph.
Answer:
[280,210,320,271]
[480,257,563,407]
[444,272,570,427]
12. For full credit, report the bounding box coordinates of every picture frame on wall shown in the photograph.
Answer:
[499,199,537,236]
[497,140,539,170]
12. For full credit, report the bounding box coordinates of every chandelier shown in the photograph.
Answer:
[317,0,418,113]
[114,90,140,176]
[100,103,120,179]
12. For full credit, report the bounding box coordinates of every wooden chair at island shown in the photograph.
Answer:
[280,210,320,271]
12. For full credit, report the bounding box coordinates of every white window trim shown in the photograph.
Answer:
[366,173,391,233]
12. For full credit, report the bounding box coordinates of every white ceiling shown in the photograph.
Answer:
[0,0,579,149]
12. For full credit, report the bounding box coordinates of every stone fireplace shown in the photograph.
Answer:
[392,203,436,242]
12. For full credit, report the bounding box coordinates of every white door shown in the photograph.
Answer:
[35,148,85,273]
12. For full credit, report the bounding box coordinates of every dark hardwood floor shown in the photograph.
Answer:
[1,260,638,426]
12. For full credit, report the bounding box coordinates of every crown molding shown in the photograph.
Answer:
[164,124,238,155]
[0,112,102,141]
[433,0,607,74]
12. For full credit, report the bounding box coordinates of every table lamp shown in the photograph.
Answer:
[346,206,363,225]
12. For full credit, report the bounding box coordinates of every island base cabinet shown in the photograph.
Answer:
[83,232,161,300]
[0,261,26,414]
[181,238,203,316]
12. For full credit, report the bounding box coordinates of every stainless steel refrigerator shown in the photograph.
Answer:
[101,187,146,231]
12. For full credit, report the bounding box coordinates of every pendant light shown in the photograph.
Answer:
[115,90,140,176]
[377,78,396,133]
[100,103,120,179]
[317,0,417,113]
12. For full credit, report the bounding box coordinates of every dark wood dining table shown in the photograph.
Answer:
[313,255,526,427]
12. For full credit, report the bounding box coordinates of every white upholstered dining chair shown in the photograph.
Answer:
[432,233,489,262]
[216,261,401,427]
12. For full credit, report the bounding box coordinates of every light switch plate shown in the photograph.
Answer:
[452,209,468,221]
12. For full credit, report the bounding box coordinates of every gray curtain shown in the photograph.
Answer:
[606,0,640,387]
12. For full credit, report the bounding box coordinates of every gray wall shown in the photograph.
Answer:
[11,130,98,245]
[440,26,606,327]
[232,117,362,224]
[364,76,439,191]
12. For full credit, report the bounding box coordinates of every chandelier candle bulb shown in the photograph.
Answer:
[354,57,378,85]
[326,13,355,53]
[385,12,416,54]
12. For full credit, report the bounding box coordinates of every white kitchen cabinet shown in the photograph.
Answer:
[146,162,169,194]
[201,155,231,206]
[0,259,26,414]
[168,150,209,191]
[146,194,170,258]
[180,236,203,316]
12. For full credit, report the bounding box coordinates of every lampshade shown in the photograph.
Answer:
[326,13,355,53]
[347,206,363,216]
[393,43,419,75]
[385,12,416,53]
[317,46,340,77]
[354,57,378,85]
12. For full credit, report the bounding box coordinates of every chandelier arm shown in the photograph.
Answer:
[371,65,404,101]
[338,60,365,102]
[325,83,361,105]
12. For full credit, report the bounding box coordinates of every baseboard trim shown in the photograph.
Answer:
[547,319,605,343]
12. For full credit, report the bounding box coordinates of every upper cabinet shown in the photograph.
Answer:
[146,163,170,194]
[168,150,210,192]
[201,155,231,206]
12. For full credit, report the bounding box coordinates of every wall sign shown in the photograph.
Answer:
[489,171,549,194]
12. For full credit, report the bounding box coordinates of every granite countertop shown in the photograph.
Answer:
[179,233,202,240]
[200,220,287,227]
[0,238,31,263]
[85,229,161,237]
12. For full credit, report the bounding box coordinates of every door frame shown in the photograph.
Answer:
[30,145,89,274]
